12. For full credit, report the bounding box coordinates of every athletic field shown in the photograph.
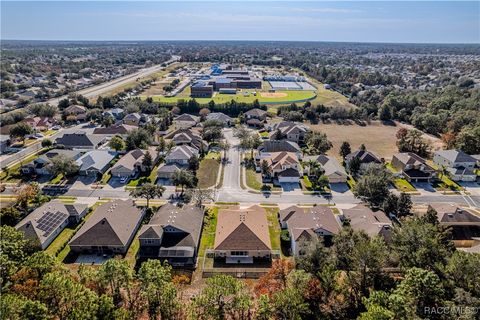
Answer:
[144,89,316,105]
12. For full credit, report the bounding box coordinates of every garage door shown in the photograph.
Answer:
[278,176,299,183]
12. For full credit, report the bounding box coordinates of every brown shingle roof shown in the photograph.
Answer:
[69,199,144,247]
[428,203,480,224]
[288,206,341,241]
[214,205,271,251]
[342,204,392,238]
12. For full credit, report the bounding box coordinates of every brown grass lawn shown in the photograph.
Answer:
[311,120,444,160]
[197,158,220,188]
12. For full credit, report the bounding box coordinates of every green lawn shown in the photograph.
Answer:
[198,207,218,258]
[145,90,316,105]
[49,174,64,185]
[125,235,140,267]
[301,176,313,190]
[433,175,462,191]
[100,170,112,184]
[393,178,416,192]
[266,207,281,253]
[259,131,269,138]
[346,176,356,190]
[127,165,160,187]
[198,158,220,188]
[45,227,76,257]
[385,162,398,173]
[245,168,263,190]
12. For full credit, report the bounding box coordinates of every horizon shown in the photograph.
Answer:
[1,1,479,44]
[1,39,480,46]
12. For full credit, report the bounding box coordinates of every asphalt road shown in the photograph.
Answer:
[44,55,181,106]
[0,123,90,170]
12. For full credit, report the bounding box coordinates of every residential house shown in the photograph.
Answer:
[246,118,264,128]
[244,108,267,121]
[123,113,142,126]
[21,149,82,175]
[206,112,233,127]
[165,145,198,166]
[64,105,87,122]
[278,205,305,229]
[103,108,124,120]
[138,203,204,267]
[257,140,302,161]
[281,205,341,255]
[303,155,348,183]
[110,148,159,178]
[93,124,137,137]
[0,135,11,154]
[76,150,116,176]
[175,114,200,129]
[157,164,182,180]
[391,152,436,182]
[69,200,145,255]
[433,150,477,182]
[345,149,382,171]
[269,121,309,145]
[260,151,301,183]
[164,128,208,151]
[55,131,106,150]
[213,205,273,264]
[427,203,480,243]
[341,204,393,241]
[21,116,56,131]
[16,203,88,250]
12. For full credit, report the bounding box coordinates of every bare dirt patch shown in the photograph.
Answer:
[260,92,288,98]
[311,120,444,160]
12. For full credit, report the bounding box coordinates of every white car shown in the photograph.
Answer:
[52,125,61,130]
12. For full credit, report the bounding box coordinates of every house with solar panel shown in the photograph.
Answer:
[16,203,89,250]
[138,203,204,268]
[69,199,144,255]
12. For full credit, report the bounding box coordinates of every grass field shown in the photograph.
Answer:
[197,157,221,188]
[306,76,356,109]
[146,89,316,105]
[198,207,218,259]
[311,121,444,160]
[393,178,417,192]
[245,168,263,190]
[265,207,281,253]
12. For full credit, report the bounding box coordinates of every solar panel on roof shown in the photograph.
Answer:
[36,211,68,236]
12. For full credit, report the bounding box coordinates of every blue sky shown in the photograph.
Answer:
[1,1,479,43]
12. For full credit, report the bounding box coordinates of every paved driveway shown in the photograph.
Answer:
[412,182,437,194]
[279,182,301,192]
[460,182,480,196]
[71,175,97,189]
[330,183,354,197]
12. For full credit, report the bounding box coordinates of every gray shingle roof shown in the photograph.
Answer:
[55,132,105,148]
[76,150,116,172]
[139,204,204,250]
[435,150,476,164]
[16,203,88,247]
